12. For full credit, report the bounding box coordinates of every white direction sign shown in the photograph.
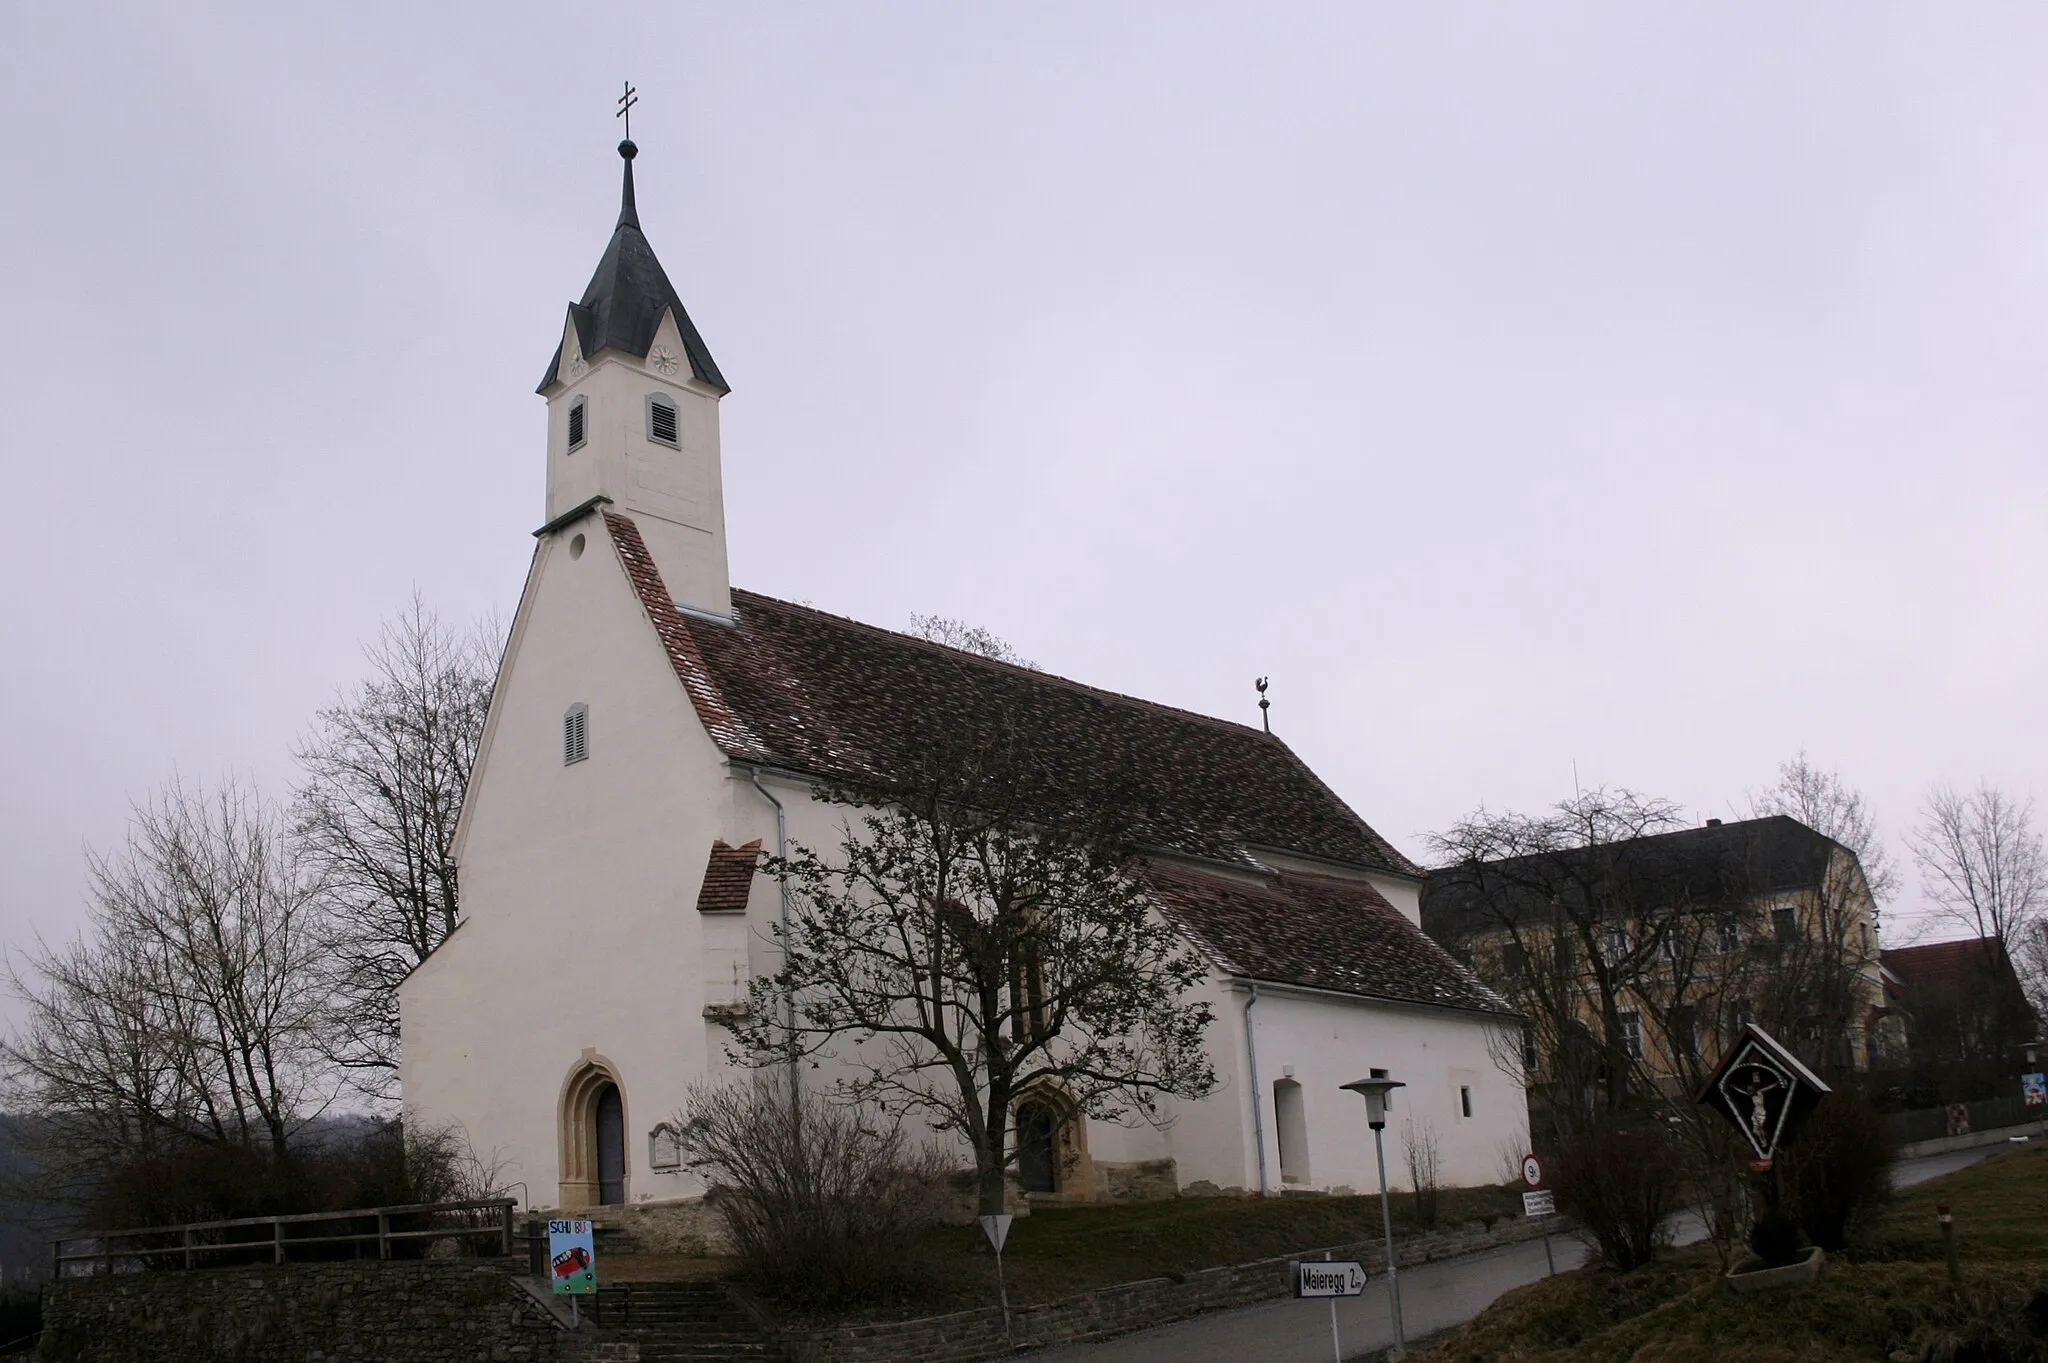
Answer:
[979,1214,1013,1255]
[1522,1190,1556,1218]
[1520,1154,1544,1189]
[1295,1260,1368,1298]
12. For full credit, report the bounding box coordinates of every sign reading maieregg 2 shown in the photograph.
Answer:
[548,1219,597,1295]
[1294,1259,1367,1298]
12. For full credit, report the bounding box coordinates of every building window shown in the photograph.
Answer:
[1459,1086,1473,1119]
[1859,922,1871,955]
[1521,1029,1539,1073]
[1618,1010,1644,1060]
[1727,998,1754,1036]
[1600,928,1630,966]
[1273,1079,1310,1185]
[1772,906,1798,945]
[1671,1005,1697,1059]
[564,703,589,765]
[568,397,587,451]
[647,394,679,447]
[1717,914,1742,954]
[1501,941,1528,975]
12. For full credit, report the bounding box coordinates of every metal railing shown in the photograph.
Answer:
[1884,1094,2039,1147]
[51,1198,517,1279]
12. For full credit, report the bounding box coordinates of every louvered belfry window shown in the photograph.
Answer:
[568,398,587,450]
[564,703,589,765]
[648,396,678,447]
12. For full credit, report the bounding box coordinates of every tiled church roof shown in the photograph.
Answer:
[604,513,1419,877]
[694,840,761,915]
[1144,863,1513,1016]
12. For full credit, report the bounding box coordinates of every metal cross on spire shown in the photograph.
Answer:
[616,81,639,140]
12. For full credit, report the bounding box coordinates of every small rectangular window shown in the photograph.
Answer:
[1772,906,1797,945]
[649,397,679,446]
[1717,914,1742,954]
[1520,1029,1539,1073]
[568,398,586,450]
[1501,941,1528,975]
[1618,1010,1644,1060]
[1459,1086,1472,1119]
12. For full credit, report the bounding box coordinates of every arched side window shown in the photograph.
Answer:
[567,396,588,452]
[564,703,589,765]
[646,394,679,448]
[1273,1079,1309,1185]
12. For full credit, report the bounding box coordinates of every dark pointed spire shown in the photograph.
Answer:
[616,139,640,230]
[536,136,728,395]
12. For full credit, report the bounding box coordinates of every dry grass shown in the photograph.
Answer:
[1411,1144,2048,1363]
[758,1183,1520,1326]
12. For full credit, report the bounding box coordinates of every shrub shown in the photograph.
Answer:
[1403,1118,1443,1230]
[1549,1117,1684,1271]
[1781,1092,1894,1252]
[675,1081,952,1305]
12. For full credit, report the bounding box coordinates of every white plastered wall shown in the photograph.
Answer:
[399,513,748,1209]
[1074,980,1527,1196]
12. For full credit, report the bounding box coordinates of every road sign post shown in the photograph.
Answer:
[547,1218,596,1327]
[979,1213,1013,1345]
[1293,1254,1367,1362]
[1520,1155,1555,1276]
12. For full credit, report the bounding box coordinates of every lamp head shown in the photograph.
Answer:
[1341,1076,1406,1129]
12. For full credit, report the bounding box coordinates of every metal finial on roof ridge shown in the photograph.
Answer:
[1255,677,1271,734]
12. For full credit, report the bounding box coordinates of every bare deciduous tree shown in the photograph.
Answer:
[1908,782,2046,961]
[2,778,332,1203]
[293,594,498,1093]
[1748,752,1900,911]
[1427,787,1688,1128]
[730,728,1216,1216]
[907,614,1038,670]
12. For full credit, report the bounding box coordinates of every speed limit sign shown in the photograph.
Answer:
[1520,1154,1543,1189]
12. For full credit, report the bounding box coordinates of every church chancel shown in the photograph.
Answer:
[398,132,1530,1215]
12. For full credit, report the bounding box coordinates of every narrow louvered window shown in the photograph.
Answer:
[648,395,679,447]
[564,703,589,765]
[567,398,587,451]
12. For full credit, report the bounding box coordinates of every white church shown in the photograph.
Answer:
[398,138,1529,1214]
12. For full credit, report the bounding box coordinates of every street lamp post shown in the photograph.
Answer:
[1342,1076,1407,1356]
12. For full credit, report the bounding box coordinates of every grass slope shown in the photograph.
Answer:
[769,1185,1519,1326]
[1414,1145,2048,1363]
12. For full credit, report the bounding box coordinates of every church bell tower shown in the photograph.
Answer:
[536,137,732,618]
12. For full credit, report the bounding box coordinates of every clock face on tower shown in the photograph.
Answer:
[650,346,680,377]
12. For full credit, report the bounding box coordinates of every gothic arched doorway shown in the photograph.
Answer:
[1016,1101,1058,1194]
[559,1054,630,1209]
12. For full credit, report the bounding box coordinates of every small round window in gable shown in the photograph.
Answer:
[569,533,586,560]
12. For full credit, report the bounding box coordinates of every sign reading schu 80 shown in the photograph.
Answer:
[1294,1259,1367,1298]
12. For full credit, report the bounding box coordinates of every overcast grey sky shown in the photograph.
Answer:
[3,3,2043,969]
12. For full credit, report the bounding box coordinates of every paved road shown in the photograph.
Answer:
[1031,1146,2002,1362]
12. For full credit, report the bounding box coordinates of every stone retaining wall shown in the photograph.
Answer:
[38,1259,579,1363]
[781,1213,1557,1363]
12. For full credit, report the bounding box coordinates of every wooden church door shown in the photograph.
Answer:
[595,1084,626,1205]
